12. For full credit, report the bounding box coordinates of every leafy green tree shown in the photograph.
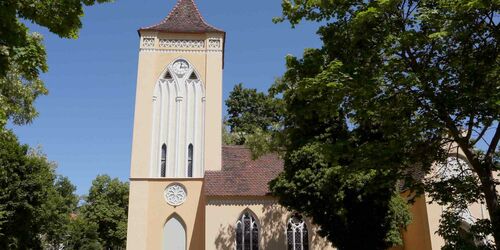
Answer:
[225,83,283,145]
[0,130,74,249]
[79,175,129,249]
[0,0,112,129]
[267,0,499,248]
[40,176,79,249]
[65,217,103,250]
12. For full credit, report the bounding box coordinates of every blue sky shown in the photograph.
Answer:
[10,0,322,194]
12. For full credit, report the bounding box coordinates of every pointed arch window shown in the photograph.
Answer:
[187,144,193,177]
[236,211,259,250]
[161,144,167,177]
[287,214,308,250]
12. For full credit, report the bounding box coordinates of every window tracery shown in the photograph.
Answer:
[236,211,259,250]
[287,214,308,250]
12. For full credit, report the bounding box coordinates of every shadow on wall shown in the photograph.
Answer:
[213,202,333,249]
[310,227,333,249]
[214,223,235,250]
[260,203,286,249]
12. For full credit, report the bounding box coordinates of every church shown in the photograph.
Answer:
[125,0,490,249]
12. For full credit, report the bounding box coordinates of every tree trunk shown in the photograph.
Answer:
[477,164,500,246]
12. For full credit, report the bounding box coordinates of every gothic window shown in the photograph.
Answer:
[236,211,259,250]
[187,144,193,177]
[161,144,167,177]
[287,214,308,250]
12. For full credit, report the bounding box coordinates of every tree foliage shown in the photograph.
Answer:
[0,131,128,249]
[0,130,78,249]
[265,0,500,248]
[225,83,283,145]
[79,175,129,249]
[0,0,113,129]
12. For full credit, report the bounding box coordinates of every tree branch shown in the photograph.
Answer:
[471,124,491,146]
[486,125,500,160]
[465,115,475,142]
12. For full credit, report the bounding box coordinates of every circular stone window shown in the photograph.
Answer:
[164,183,187,206]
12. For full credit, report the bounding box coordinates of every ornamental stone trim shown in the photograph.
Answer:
[164,183,187,206]
[208,38,221,49]
[139,48,222,54]
[142,37,155,48]
[207,198,278,206]
[159,39,205,49]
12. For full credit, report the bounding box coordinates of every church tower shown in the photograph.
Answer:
[126,0,224,248]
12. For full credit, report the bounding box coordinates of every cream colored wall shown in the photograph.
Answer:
[126,179,205,250]
[205,197,336,250]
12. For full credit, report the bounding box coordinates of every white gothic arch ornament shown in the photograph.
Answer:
[150,58,206,178]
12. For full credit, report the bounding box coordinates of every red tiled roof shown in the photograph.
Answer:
[140,0,224,34]
[205,146,284,196]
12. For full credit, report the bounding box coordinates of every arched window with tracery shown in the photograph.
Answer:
[287,214,308,250]
[236,211,259,250]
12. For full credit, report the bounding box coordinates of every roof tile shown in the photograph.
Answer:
[205,146,283,197]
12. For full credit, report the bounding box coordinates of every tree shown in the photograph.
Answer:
[268,0,499,248]
[0,0,113,129]
[40,176,79,249]
[65,217,103,250]
[0,130,78,249]
[225,83,283,145]
[79,175,129,249]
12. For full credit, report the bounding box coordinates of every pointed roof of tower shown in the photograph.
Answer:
[140,0,224,34]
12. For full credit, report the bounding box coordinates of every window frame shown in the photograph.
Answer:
[286,213,309,250]
[235,210,259,250]
[187,144,193,177]
[160,144,167,177]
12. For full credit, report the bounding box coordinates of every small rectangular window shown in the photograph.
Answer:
[161,144,167,177]
[187,144,193,177]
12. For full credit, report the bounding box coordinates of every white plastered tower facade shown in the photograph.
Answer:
[126,0,224,249]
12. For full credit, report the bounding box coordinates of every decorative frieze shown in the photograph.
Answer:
[159,39,205,49]
[208,38,221,49]
[140,48,222,54]
[207,198,278,206]
[142,37,155,48]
